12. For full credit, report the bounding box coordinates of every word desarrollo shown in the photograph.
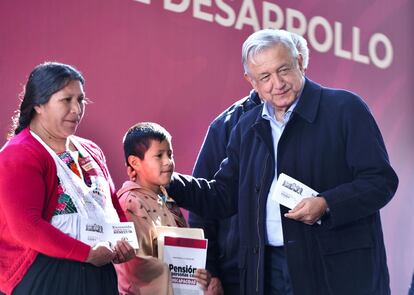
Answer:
[133,0,393,69]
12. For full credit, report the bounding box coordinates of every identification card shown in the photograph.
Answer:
[272,173,318,209]
[79,219,139,250]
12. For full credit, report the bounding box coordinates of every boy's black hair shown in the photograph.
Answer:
[123,122,172,166]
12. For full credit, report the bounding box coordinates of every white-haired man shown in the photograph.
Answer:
[169,29,398,295]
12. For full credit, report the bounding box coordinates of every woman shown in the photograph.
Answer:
[0,62,135,295]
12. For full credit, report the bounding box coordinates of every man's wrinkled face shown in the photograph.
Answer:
[245,44,304,114]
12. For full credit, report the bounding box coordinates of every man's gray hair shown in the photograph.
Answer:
[290,32,309,69]
[242,29,308,74]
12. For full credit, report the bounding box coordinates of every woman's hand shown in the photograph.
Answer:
[112,240,136,264]
[86,242,116,267]
[194,268,212,291]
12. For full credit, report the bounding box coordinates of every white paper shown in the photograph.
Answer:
[79,219,139,250]
[272,173,319,209]
[163,236,208,295]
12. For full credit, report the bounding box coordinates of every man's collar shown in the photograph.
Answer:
[293,77,321,123]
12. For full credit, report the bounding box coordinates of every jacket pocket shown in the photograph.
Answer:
[317,224,376,294]
[318,224,373,254]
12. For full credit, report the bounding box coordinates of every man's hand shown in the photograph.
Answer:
[284,197,328,225]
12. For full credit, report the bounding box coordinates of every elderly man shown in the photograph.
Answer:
[168,29,398,295]
[188,32,309,295]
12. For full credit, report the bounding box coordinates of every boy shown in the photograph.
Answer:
[115,122,210,295]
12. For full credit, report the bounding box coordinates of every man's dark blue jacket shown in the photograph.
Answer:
[169,78,398,295]
[189,90,261,287]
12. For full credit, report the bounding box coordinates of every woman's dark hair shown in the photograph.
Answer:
[8,61,85,138]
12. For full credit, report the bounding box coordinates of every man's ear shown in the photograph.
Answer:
[297,53,305,74]
[244,73,257,91]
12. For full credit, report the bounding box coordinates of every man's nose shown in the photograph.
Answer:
[272,74,285,89]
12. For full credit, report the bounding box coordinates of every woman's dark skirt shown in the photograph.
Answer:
[11,254,118,295]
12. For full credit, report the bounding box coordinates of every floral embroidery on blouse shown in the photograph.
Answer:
[53,151,91,216]
[58,151,81,178]
[54,178,77,215]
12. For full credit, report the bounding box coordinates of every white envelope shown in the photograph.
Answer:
[155,226,204,260]
[272,173,318,209]
[79,219,140,250]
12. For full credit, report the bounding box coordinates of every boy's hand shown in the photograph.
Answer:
[127,166,137,182]
[194,268,212,291]
[205,277,224,295]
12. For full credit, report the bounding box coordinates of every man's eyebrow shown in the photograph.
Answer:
[277,63,290,69]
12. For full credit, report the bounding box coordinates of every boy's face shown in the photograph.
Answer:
[133,139,174,193]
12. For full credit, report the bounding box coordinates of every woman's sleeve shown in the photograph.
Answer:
[0,145,91,262]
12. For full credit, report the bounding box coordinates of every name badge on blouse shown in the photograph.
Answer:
[78,156,101,176]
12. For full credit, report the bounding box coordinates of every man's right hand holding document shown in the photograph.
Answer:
[272,173,328,225]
